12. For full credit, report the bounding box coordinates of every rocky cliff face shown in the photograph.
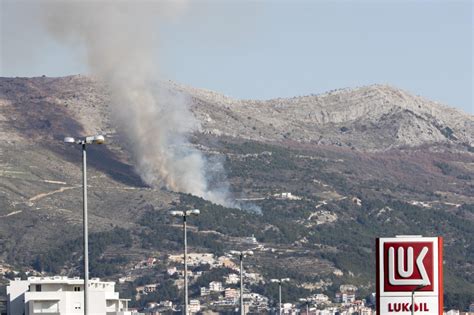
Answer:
[2,75,471,151]
[182,83,473,150]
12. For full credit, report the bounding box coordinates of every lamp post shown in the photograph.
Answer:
[299,298,310,315]
[230,250,254,315]
[170,209,200,315]
[411,284,427,315]
[64,135,105,315]
[270,278,290,315]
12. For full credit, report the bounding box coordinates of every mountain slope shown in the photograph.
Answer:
[180,82,473,150]
[0,76,472,308]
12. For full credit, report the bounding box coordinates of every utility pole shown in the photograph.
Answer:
[240,253,244,315]
[82,142,89,315]
[170,209,200,315]
[64,135,105,315]
[271,278,290,315]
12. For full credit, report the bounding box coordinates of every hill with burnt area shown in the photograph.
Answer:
[0,76,472,308]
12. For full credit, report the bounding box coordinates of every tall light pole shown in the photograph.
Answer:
[270,278,290,315]
[411,284,427,315]
[170,209,200,315]
[64,135,105,315]
[230,250,254,315]
[299,298,311,315]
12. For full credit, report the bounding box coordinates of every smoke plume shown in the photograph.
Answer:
[43,1,236,207]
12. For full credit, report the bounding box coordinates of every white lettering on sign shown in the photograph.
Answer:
[388,246,430,286]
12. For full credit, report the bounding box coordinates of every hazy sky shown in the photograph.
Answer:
[1,0,472,114]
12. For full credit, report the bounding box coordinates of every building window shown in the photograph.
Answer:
[33,301,59,313]
[35,284,42,292]
[74,286,81,291]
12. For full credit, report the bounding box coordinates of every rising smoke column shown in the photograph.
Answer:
[43,1,235,207]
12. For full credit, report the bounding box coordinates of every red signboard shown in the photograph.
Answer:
[376,236,443,315]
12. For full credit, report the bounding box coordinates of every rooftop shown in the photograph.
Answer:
[12,276,115,286]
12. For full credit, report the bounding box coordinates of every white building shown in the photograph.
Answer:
[209,281,223,292]
[160,300,172,308]
[244,272,263,283]
[168,253,215,266]
[273,192,302,200]
[187,253,215,266]
[312,293,329,303]
[339,284,357,293]
[243,292,268,303]
[243,235,258,244]
[200,287,210,296]
[7,276,131,315]
[335,292,355,304]
[143,284,157,294]
[167,267,177,276]
[281,303,295,314]
[188,300,200,313]
[225,274,240,284]
[314,307,339,315]
[359,306,374,315]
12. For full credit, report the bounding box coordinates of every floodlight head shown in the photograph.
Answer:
[270,279,279,283]
[64,136,75,144]
[93,135,105,144]
[187,209,200,216]
[282,278,290,282]
[244,250,254,256]
[170,210,184,217]
[85,135,105,144]
[229,250,240,255]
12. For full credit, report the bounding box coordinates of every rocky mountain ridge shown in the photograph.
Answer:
[183,82,472,150]
[2,75,471,151]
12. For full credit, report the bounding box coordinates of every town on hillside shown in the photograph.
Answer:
[2,240,472,315]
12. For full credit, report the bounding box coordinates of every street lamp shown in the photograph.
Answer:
[411,284,427,315]
[170,209,200,315]
[270,278,290,315]
[230,250,254,315]
[64,134,105,315]
[299,298,311,315]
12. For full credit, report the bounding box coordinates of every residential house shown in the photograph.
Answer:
[225,274,239,284]
[224,288,238,302]
[209,281,223,292]
[200,287,210,296]
[143,284,157,294]
[7,276,131,315]
[189,300,200,313]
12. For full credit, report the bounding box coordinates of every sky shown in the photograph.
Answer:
[0,0,472,114]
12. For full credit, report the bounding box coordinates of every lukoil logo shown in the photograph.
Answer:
[383,242,434,291]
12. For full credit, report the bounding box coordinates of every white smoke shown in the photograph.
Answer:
[42,1,237,207]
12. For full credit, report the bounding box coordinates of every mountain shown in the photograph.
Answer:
[181,82,473,150]
[0,75,472,309]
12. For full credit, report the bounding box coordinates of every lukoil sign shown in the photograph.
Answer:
[376,236,443,315]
